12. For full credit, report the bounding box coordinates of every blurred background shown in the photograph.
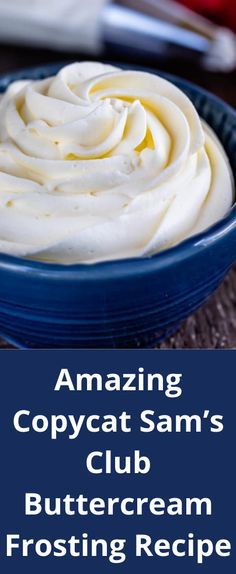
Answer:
[0,0,235,104]
[0,0,235,348]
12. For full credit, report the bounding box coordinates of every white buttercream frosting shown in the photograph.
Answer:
[0,62,234,263]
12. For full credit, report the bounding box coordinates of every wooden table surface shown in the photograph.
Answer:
[0,42,235,349]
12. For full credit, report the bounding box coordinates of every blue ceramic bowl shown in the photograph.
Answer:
[0,63,235,348]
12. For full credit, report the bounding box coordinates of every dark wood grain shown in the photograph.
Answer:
[0,42,235,349]
[160,266,236,349]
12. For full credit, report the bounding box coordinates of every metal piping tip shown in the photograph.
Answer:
[204,28,236,72]
[102,0,236,72]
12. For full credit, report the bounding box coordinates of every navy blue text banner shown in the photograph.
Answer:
[0,350,235,573]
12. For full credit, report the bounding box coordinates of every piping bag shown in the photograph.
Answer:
[0,0,235,71]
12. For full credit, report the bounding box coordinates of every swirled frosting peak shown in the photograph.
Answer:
[0,62,234,263]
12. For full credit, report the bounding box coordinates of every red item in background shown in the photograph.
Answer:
[179,0,236,31]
